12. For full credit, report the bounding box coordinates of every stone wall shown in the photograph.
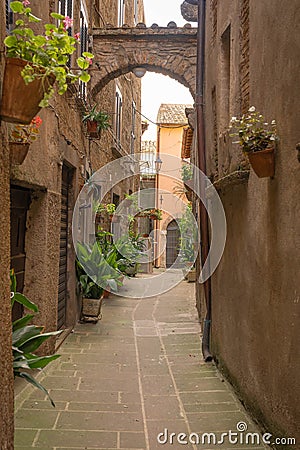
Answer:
[91,26,197,98]
[0,0,15,446]
[0,0,144,445]
[200,0,300,443]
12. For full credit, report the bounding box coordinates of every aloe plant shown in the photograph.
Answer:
[11,270,62,407]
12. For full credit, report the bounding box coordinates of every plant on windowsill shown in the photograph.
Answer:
[82,105,110,138]
[96,203,117,221]
[10,269,62,407]
[229,106,279,178]
[148,208,163,220]
[137,208,162,220]
[1,1,94,124]
[8,115,42,164]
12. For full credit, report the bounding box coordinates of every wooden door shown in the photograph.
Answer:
[57,165,71,329]
[166,220,180,268]
[10,187,30,321]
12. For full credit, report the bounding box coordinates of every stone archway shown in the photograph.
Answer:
[91,25,197,98]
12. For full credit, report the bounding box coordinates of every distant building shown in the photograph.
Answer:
[155,103,192,268]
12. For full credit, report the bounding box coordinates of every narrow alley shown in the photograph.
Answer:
[15,282,266,450]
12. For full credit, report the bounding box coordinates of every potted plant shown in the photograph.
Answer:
[76,242,120,322]
[115,233,146,277]
[95,203,116,221]
[83,105,110,138]
[106,203,116,220]
[148,208,163,220]
[179,204,197,281]
[1,1,94,124]
[10,269,62,406]
[229,106,278,178]
[8,115,42,164]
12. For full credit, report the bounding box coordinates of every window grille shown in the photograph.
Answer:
[131,101,136,154]
[118,0,125,26]
[79,3,89,100]
[6,0,13,32]
[115,87,123,145]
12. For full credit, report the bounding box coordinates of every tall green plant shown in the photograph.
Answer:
[11,270,62,407]
[76,242,121,297]
[178,205,197,265]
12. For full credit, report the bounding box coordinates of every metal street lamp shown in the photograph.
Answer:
[154,156,162,173]
[132,67,147,78]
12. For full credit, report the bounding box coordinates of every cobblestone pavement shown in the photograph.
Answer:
[15,281,266,450]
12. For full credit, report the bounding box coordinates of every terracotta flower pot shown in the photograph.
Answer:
[103,289,110,298]
[9,142,30,165]
[247,147,275,178]
[81,296,103,319]
[0,57,55,124]
[86,120,100,138]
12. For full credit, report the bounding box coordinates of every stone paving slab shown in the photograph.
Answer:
[15,281,267,450]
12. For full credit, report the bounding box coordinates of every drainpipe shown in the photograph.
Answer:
[192,0,213,362]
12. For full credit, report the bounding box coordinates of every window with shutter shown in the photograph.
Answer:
[131,101,136,154]
[6,0,13,32]
[58,0,73,17]
[240,0,250,113]
[134,0,139,25]
[211,0,218,46]
[79,2,89,99]
[118,0,125,26]
[115,86,123,145]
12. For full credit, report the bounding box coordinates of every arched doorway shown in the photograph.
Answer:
[166,220,180,267]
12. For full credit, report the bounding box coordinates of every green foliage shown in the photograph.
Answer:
[181,163,193,182]
[4,1,94,106]
[178,205,197,264]
[76,241,122,298]
[106,203,116,215]
[83,105,111,132]
[138,208,163,220]
[94,203,116,215]
[229,106,278,153]
[10,270,61,407]
[114,233,146,275]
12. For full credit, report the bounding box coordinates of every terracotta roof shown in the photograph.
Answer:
[157,103,192,125]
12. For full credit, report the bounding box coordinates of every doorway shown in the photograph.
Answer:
[10,186,31,321]
[166,220,180,268]
[57,165,72,329]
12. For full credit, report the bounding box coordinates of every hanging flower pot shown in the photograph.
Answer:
[247,147,275,178]
[9,142,30,164]
[0,58,55,124]
[86,119,100,138]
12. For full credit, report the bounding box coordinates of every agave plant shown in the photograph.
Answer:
[11,270,62,407]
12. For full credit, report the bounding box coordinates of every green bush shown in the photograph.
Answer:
[11,270,62,407]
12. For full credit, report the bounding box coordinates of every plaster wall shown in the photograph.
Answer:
[157,125,188,267]
[201,0,300,443]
